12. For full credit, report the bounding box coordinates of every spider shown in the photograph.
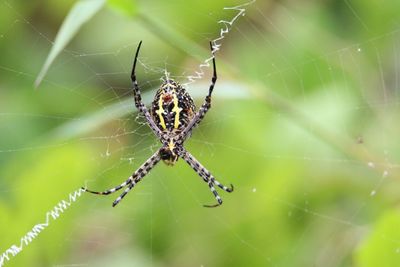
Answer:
[82,41,234,208]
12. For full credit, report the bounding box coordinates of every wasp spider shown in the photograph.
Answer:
[83,41,234,208]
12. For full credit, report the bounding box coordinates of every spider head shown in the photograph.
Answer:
[160,79,180,95]
[160,141,179,166]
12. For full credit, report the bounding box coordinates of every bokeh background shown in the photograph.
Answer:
[1,0,400,266]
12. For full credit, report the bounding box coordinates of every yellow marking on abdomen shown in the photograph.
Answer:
[156,95,166,130]
[171,93,183,129]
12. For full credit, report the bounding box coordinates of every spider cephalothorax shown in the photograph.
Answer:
[159,145,179,166]
[83,41,234,208]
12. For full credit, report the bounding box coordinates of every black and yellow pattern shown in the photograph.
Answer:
[151,80,195,133]
[83,41,233,208]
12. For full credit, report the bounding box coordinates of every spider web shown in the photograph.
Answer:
[1,0,400,266]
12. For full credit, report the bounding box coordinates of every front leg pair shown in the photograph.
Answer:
[131,41,217,146]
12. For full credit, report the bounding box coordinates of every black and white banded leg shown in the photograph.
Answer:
[82,149,161,207]
[179,148,233,207]
[179,41,217,143]
[131,41,165,142]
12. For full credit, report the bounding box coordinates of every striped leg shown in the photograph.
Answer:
[179,148,233,207]
[205,181,222,208]
[83,149,161,207]
[82,177,133,195]
[131,41,164,141]
[181,148,233,193]
[178,42,217,143]
[194,163,234,193]
[112,180,136,207]
[112,150,161,207]
[210,177,234,193]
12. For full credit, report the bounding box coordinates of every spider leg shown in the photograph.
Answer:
[83,149,161,207]
[179,147,233,208]
[112,180,136,207]
[178,42,217,143]
[207,41,217,98]
[112,149,161,207]
[193,165,234,193]
[180,147,233,193]
[204,181,222,208]
[211,177,234,193]
[131,41,165,141]
[82,177,132,195]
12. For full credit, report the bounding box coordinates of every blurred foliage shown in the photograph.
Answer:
[1,0,400,266]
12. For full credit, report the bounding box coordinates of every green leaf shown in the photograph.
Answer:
[35,0,106,88]
[108,0,137,17]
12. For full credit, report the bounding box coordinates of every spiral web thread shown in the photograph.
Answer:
[0,188,84,267]
[184,0,256,86]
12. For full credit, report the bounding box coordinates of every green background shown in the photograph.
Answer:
[1,0,400,266]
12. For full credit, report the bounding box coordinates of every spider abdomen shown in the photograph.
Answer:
[151,79,195,133]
